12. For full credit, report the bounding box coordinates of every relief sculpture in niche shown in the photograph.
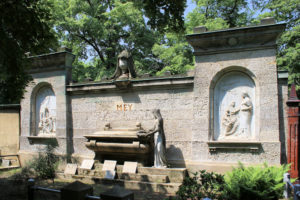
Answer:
[39,107,56,134]
[221,102,239,137]
[35,87,56,135]
[220,92,253,139]
[214,71,255,141]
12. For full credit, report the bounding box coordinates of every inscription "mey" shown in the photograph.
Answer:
[116,104,133,111]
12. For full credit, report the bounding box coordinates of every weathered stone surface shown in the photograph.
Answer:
[61,181,93,200]
[80,160,94,169]
[64,164,77,175]
[19,23,286,174]
[122,161,137,174]
[102,160,117,171]
[100,185,134,200]
[2,159,11,167]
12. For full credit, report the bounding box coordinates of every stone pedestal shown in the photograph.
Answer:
[100,186,134,200]
[61,181,93,200]
[287,84,300,178]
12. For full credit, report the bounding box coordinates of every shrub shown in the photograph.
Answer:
[223,162,290,200]
[176,170,226,200]
[32,142,58,180]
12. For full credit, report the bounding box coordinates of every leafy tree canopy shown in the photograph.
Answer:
[131,0,186,33]
[1,0,299,103]
[51,0,165,81]
[155,0,299,92]
[259,0,300,89]
[0,0,57,104]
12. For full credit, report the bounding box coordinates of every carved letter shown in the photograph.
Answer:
[123,104,128,111]
[117,104,122,111]
[128,104,133,111]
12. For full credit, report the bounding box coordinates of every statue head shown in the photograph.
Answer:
[118,50,130,68]
[242,91,250,99]
[111,50,136,80]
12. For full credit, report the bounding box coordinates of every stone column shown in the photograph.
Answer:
[286,84,300,178]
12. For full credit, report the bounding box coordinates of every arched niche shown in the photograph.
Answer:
[213,71,255,141]
[30,83,56,136]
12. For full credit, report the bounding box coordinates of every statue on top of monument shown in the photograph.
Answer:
[111,50,137,80]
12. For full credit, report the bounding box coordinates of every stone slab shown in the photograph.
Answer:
[102,160,117,171]
[104,170,116,180]
[120,173,168,183]
[64,164,77,175]
[2,159,11,167]
[122,161,137,174]
[80,160,94,169]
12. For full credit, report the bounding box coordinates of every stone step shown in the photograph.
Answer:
[119,173,169,183]
[0,166,20,171]
[138,167,187,183]
[77,169,169,183]
[0,157,20,167]
[93,163,187,183]
[56,173,181,194]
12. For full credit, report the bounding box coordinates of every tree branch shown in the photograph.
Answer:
[75,33,105,63]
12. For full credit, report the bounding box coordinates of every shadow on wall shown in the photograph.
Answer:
[167,144,186,168]
[66,96,74,163]
[278,81,287,164]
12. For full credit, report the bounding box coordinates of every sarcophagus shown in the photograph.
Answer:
[84,123,153,166]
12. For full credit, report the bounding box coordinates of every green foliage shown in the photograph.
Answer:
[175,163,291,200]
[134,0,186,33]
[153,33,194,76]
[255,0,300,93]
[30,141,59,180]
[188,0,256,29]
[0,0,58,104]
[176,170,226,200]
[51,0,160,81]
[224,163,290,200]
[277,25,300,92]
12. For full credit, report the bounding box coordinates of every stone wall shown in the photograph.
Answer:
[69,84,194,164]
[0,105,20,155]
[19,50,74,165]
[19,23,288,172]
[185,22,286,172]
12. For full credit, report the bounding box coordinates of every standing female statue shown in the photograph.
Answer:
[138,109,167,168]
[239,92,253,137]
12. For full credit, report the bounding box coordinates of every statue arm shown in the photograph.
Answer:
[241,100,252,111]
[137,123,159,137]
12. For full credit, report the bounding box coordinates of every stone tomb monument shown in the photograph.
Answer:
[84,122,153,165]
[20,19,288,184]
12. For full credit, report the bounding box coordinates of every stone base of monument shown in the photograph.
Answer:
[0,155,21,171]
[57,162,187,196]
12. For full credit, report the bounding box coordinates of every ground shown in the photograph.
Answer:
[0,168,175,200]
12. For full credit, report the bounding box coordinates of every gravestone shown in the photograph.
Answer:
[64,164,77,175]
[80,160,94,169]
[102,160,117,179]
[122,161,137,174]
[102,160,117,171]
[104,170,116,179]
[2,159,10,167]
